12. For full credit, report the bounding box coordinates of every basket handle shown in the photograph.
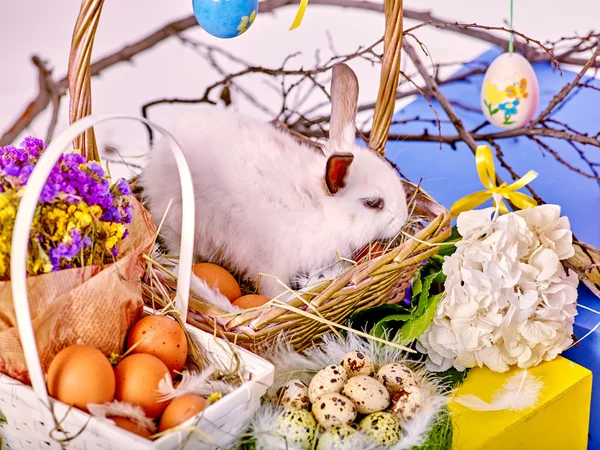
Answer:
[10,113,195,412]
[68,0,105,161]
[369,0,404,156]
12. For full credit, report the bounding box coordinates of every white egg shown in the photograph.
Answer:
[376,363,419,394]
[308,365,348,403]
[312,392,357,428]
[340,350,374,377]
[276,379,310,410]
[480,52,539,130]
[342,375,390,414]
[388,384,424,421]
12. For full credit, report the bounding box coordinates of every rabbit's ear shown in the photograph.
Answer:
[325,153,354,195]
[329,63,359,151]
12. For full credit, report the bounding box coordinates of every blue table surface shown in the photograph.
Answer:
[385,47,600,448]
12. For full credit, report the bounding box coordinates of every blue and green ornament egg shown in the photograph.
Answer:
[192,0,258,39]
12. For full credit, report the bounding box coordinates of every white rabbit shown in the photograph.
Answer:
[140,63,408,299]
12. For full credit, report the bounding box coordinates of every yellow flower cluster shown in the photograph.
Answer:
[0,192,17,279]
[1,196,129,280]
[104,222,126,250]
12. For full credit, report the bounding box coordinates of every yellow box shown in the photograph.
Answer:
[449,356,592,450]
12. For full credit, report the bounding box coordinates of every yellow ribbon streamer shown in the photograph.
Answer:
[289,0,309,30]
[450,145,538,218]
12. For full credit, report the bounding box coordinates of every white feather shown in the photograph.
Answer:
[245,404,305,450]
[292,261,349,292]
[88,400,157,433]
[157,368,235,401]
[452,370,542,412]
[172,263,240,312]
[150,243,174,268]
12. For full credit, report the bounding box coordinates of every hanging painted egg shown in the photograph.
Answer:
[480,52,540,130]
[192,0,258,39]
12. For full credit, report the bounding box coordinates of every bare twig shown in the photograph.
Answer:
[3,2,599,146]
[402,37,478,152]
[1,56,64,145]
[530,41,600,126]
[530,136,600,181]
[404,20,560,70]
[565,261,600,299]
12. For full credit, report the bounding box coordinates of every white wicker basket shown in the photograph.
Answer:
[0,114,274,450]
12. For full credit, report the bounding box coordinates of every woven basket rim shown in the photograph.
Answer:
[148,181,449,330]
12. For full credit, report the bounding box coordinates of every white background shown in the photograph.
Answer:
[1,0,599,179]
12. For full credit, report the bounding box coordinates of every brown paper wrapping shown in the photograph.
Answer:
[0,197,157,384]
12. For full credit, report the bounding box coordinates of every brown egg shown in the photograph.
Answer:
[114,353,171,418]
[232,294,270,309]
[110,416,152,438]
[192,263,242,302]
[47,345,115,412]
[354,242,386,261]
[127,315,188,376]
[158,394,207,432]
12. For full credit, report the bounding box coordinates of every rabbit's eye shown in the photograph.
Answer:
[364,198,384,209]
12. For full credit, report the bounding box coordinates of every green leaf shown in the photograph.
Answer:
[0,410,6,424]
[490,108,500,115]
[370,313,414,338]
[394,292,443,344]
[414,270,445,316]
[348,303,411,334]
[412,272,424,298]
[438,226,461,257]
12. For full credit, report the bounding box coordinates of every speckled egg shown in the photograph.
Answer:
[359,412,402,447]
[192,0,259,39]
[342,375,389,414]
[316,425,364,450]
[388,385,424,421]
[341,351,374,377]
[312,393,357,428]
[276,379,310,410]
[272,407,317,450]
[376,363,419,394]
[480,52,540,130]
[308,365,348,403]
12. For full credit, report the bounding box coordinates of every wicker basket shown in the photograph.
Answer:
[67,0,451,353]
[1,114,274,450]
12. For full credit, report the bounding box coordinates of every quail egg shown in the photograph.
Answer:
[342,375,390,414]
[308,365,348,403]
[388,384,424,421]
[276,379,310,410]
[359,411,402,446]
[341,350,374,377]
[312,392,357,428]
[272,407,317,450]
[316,425,365,450]
[376,363,419,394]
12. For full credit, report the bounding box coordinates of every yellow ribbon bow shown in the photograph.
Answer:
[289,0,309,30]
[450,145,538,218]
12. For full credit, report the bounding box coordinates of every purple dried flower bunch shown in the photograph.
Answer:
[0,137,133,280]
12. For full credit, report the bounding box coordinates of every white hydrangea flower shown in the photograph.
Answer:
[417,205,578,373]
